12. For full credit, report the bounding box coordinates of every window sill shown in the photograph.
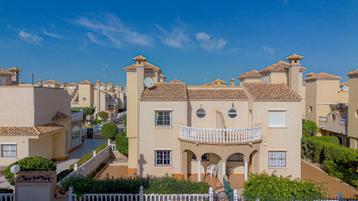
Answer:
[154,165,173,168]
[0,157,17,159]
[155,126,173,129]
[268,166,287,169]
[268,126,288,129]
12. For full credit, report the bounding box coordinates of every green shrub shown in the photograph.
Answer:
[115,132,128,156]
[316,136,340,144]
[243,173,325,201]
[101,123,118,140]
[301,136,358,187]
[61,176,209,195]
[69,143,107,169]
[302,119,318,137]
[97,111,109,121]
[145,177,209,194]
[4,156,56,184]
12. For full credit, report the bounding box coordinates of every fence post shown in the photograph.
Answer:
[233,189,238,201]
[68,186,73,201]
[108,139,111,146]
[93,150,97,157]
[209,187,214,201]
[74,163,78,171]
[139,185,144,201]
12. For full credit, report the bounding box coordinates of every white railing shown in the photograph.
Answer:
[0,193,14,201]
[68,186,223,201]
[179,126,261,144]
[58,144,111,186]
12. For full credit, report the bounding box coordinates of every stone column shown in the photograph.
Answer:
[197,159,201,182]
[244,160,249,181]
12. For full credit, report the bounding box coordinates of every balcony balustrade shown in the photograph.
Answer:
[179,126,262,144]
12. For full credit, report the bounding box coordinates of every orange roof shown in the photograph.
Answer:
[141,83,187,101]
[170,79,185,84]
[0,123,64,136]
[243,83,302,102]
[305,72,341,81]
[260,60,306,75]
[188,88,248,100]
[285,53,304,61]
[347,69,358,77]
[239,70,261,80]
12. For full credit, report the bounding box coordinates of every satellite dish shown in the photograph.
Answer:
[10,165,20,174]
[144,77,155,88]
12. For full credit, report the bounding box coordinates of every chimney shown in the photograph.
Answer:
[286,53,304,96]
[230,78,235,87]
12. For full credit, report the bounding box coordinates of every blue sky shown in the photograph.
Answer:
[0,0,358,85]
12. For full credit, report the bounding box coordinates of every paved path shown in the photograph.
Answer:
[301,160,358,197]
[56,139,106,173]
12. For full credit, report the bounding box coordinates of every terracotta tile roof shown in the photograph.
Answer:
[202,79,227,87]
[170,79,185,84]
[42,79,61,85]
[80,80,92,84]
[305,72,341,81]
[188,88,248,100]
[259,60,306,75]
[124,61,161,72]
[347,69,358,77]
[141,83,187,101]
[285,53,304,60]
[243,83,302,102]
[0,123,63,136]
[239,70,261,80]
[52,111,69,121]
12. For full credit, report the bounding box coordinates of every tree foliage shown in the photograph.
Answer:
[101,123,118,140]
[302,119,318,137]
[71,107,95,119]
[243,173,326,201]
[97,111,109,121]
[4,156,56,184]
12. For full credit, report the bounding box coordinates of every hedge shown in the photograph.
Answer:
[243,173,326,201]
[302,136,358,187]
[61,176,209,195]
[115,132,128,156]
[69,143,107,170]
[4,156,56,184]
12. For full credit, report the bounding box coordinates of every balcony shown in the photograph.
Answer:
[179,126,262,144]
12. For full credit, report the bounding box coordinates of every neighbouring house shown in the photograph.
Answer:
[0,85,72,169]
[125,54,303,183]
[304,72,349,145]
[70,111,86,150]
[0,66,20,86]
[348,69,358,149]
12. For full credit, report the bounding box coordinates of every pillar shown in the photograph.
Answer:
[222,161,226,180]
[244,160,248,181]
[197,159,201,182]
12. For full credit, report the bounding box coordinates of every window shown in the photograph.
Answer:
[155,111,172,127]
[331,114,337,121]
[155,150,171,166]
[268,110,286,128]
[196,108,206,118]
[1,144,17,158]
[309,106,313,113]
[228,108,238,118]
[268,151,286,167]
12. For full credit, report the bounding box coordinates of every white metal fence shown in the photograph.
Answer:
[0,193,14,201]
[179,126,262,144]
[68,186,216,201]
[58,144,111,186]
